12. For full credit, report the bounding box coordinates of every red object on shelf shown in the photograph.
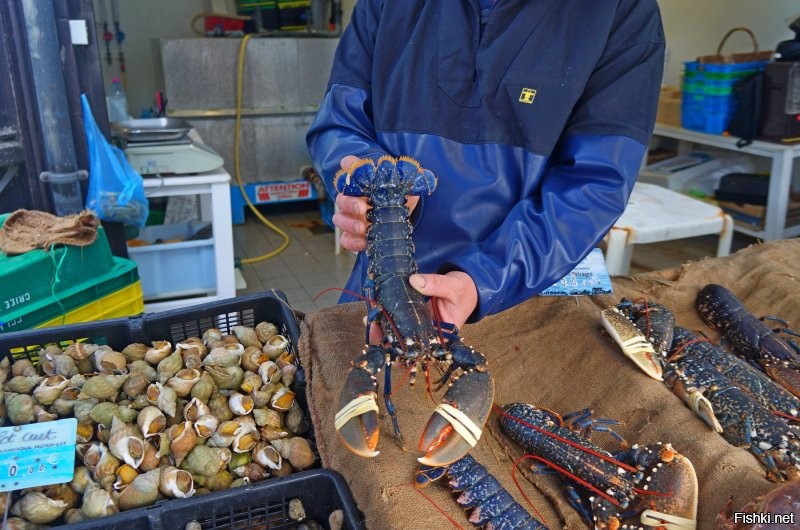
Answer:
[204,16,245,34]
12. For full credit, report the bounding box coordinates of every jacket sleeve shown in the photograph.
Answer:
[306,0,387,197]
[441,1,665,321]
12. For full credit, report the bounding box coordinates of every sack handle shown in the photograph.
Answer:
[717,27,759,55]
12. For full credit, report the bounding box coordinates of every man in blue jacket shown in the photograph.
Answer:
[307,0,665,333]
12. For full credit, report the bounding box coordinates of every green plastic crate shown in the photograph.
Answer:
[0,214,115,320]
[0,257,139,334]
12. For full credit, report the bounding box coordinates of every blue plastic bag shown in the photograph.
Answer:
[81,94,149,226]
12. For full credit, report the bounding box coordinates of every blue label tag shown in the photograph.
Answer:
[540,248,613,297]
[0,418,77,491]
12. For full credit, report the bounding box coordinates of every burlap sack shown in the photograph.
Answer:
[299,240,800,529]
[0,209,99,255]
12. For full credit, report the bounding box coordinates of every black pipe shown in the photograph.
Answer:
[20,0,85,215]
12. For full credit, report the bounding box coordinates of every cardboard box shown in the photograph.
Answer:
[656,86,682,127]
[717,199,800,230]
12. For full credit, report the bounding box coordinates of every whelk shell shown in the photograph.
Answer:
[80,374,128,401]
[189,371,215,403]
[193,414,219,438]
[240,371,262,393]
[157,351,184,384]
[109,416,145,469]
[270,386,295,412]
[177,345,202,370]
[180,445,229,476]
[123,370,151,398]
[231,325,261,349]
[203,344,245,368]
[146,382,178,417]
[272,437,315,470]
[93,349,127,372]
[228,392,254,415]
[32,375,68,405]
[168,421,197,466]
[70,466,96,494]
[40,353,79,378]
[81,485,118,518]
[167,368,201,396]
[5,375,43,394]
[11,492,69,524]
[64,342,97,361]
[114,463,139,490]
[258,361,281,386]
[202,328,222,347]
[255,321,278,344]
[241,346,269,373]
[5,392,34,425]
[159,465,195,498]
[121,343,148,363]
[205,364,244,390]
[252,441,282,470]
[144,340,172,365]
[183,397,211,422]
[116,468,161,510]
[232,462,268,482]
[262,335,289,360]
[137,405,167,438]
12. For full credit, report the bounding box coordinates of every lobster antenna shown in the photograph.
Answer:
[517,454,622,507]
[510,454,551,527]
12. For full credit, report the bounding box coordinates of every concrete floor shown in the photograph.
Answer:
[233,202,760,315]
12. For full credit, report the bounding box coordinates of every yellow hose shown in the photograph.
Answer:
[235,34,291,264]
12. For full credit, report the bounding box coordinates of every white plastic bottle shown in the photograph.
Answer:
[106,77,129,122]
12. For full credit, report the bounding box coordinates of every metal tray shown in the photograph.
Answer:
[111,118,192,142]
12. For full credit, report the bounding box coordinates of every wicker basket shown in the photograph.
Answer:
[697,27,773,64]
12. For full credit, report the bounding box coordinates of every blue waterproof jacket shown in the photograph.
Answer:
[306,0,665,322]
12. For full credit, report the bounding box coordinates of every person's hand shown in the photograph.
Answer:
[409,271,478,333]
[365,271,477,345]
[333,155,419,253]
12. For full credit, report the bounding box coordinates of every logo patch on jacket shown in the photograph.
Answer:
[518,88,537,104]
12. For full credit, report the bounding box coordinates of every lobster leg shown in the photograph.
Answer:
[383,360,406,449]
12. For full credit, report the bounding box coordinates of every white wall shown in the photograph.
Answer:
[658,0,800,86]
[94,1,800,114]
[92,0,207,117]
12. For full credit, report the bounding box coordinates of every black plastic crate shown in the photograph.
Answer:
[0,291,301,364]
[0,292,364,529]
[714,172,769,205]
[56,468,364,530]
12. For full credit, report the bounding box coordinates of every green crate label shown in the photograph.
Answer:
[2,293,31,313]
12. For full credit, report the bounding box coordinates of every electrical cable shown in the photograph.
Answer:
[234,34,291,264]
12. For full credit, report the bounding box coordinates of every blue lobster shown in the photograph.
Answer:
[498,403,698,530]
[696,283,800,399]
[416,454,546,529]
[333,156,494,467]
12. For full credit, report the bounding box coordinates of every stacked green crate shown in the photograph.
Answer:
[238,0,311,31]
[0,214,142,333]
[681,60,767,134]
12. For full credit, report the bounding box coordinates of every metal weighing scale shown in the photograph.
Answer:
[112,118,224,175]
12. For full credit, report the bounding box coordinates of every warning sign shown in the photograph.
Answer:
[255,181,312,203]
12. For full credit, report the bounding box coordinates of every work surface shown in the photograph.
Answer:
[298,240,800,529]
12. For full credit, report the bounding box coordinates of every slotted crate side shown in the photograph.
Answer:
[0,315,138,363]
[140,291,300,351]
[158,469,364,530]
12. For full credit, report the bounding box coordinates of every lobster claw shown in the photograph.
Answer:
[335,353,382,458]
[601,307,663,381]
[417,371,494,466]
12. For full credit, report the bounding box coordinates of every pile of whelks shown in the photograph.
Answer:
[0,321,316,528]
